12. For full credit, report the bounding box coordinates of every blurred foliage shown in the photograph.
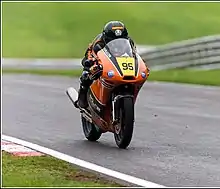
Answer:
[3,2,220,57]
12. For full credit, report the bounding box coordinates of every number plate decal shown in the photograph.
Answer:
[116,57,135,76]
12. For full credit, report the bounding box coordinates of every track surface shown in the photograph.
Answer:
[3,74,220,187]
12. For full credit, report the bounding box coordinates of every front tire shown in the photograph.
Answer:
[114,97,134,149]
[81,115,102,141]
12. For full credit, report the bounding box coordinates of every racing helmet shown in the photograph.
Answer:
[102,21,128,44]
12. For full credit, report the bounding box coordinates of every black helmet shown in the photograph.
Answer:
[102,21,128,44]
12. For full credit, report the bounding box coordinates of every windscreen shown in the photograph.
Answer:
[105,38,133,57]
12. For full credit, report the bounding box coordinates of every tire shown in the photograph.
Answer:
[114,97,134,149]
[81,115,102,141]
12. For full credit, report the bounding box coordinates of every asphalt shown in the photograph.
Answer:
[2,74,220,187]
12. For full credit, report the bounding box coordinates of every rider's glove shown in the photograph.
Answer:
[84,58,97,68]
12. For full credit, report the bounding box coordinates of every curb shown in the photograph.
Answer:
[2,135,165,188]
[1,139,44,156]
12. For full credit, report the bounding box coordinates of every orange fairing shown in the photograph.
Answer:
[98,50,123,82]
[97,49,148,83]
[136,53,149,78]
[90,50,116,105]
[90,49,148,105]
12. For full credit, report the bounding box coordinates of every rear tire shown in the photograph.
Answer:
[114,97,134,149]
[81,115,102,141]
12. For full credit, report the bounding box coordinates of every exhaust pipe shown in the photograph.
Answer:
[66,87,92,123]
[66,87,78,105]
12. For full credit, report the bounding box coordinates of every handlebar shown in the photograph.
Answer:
[88,64,103,80]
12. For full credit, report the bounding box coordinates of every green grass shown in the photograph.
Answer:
[3,2,220,58]
[3,69,220,86]
[148,69,220,86]
[2,151,121,187]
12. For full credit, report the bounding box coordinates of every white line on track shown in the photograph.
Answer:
[2,134,165,188]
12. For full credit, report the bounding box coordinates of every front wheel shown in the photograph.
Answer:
[114,97,134,149]
[81,115,102,141]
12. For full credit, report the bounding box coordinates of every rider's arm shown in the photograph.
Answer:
[82,41,102,68]
[93,42,104,54]
[128,37,137,52]
[85,43,93,59]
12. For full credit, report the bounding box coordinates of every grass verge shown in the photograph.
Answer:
[3,2,220,58]
[148,69,220,86]
[2,151,122,187]
[3,68,220,86]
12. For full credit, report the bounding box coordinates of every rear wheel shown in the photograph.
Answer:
[114,97,134,149]
[81,115,102,141]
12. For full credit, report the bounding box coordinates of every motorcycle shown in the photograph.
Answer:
[66,38,150,149]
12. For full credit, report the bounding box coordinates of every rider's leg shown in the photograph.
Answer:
[76,70,93,108]
[75,58,93,108]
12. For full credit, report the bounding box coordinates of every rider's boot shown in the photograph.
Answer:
[77,85,89,109]
[74,70,92,109]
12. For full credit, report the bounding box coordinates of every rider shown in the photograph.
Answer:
[75,21,137,108]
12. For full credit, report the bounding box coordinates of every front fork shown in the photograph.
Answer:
[111,94,134,126]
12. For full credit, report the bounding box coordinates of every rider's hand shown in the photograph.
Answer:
[84,59,95,67]
[89,64,103,74]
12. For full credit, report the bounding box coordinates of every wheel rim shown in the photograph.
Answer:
[82,116,92,135]
[115,123,121,134]
[115,108,125,142]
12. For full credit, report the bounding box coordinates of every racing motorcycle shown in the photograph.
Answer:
[66,38,149,149]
